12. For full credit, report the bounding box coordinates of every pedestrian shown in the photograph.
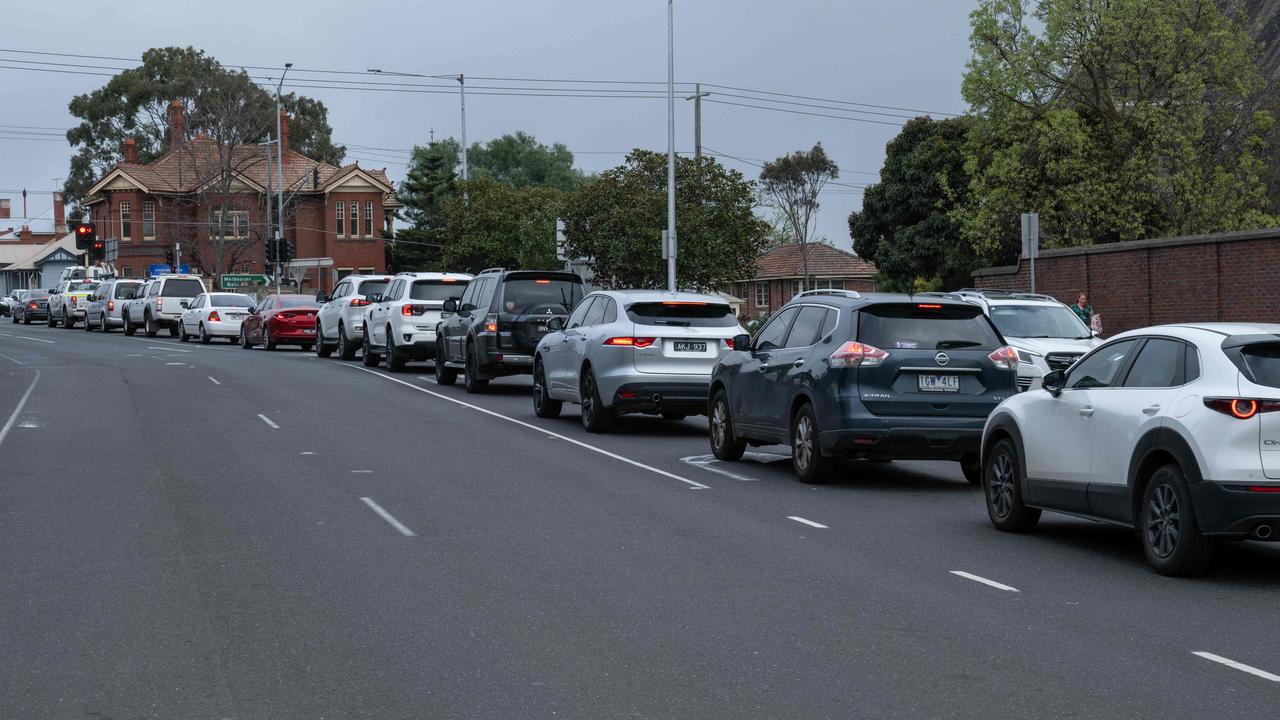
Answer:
[1071,292,1094,328]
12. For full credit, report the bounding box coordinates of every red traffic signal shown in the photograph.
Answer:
[74,222,97,250]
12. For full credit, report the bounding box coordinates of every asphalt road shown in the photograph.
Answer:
[2,321,1279,719]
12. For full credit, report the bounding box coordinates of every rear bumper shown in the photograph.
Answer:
[1190,481,1280,538]
[204,320,244,337]
[819,416,986,460]
[610,381,710,415]
[273,328,317,343]
[391,339,437,360]
[481,345,535,376]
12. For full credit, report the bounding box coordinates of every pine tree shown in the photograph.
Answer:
[391,139,460,271]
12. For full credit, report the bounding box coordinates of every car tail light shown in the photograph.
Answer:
[107,300,115,311]
[604,337,656,348]
[988,346,1019,371]
[485,313,499,333]
[722,338,735,350]
[402,304,414,316]
[1204,398,1280,419]
[70,297,78,306]
[829,341,888,367]
[534,279,551,285]
[350,298,371,307]
[400,304,428,317]
[156,298,163,309]
[208,310,220,322]
[28,302,37,309]
[1248,486,1280,493]
[917,303,943,309]
[275,312,288,321]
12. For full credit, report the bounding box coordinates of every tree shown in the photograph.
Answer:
[561,150,768,290]
[961,0,1274,265]
[391,139,461,271]
[759,144,839,289]
[439,179,565,272]
[850,117,975,291]
[465,132,586,192]
[63,46,343,210]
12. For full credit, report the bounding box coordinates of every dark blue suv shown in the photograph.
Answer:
[708,290,1018,484]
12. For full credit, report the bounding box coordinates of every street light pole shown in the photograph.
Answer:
[275,63,292,295]
[666,0,677,293]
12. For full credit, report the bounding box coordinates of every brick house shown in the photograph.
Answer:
[728,242,877,319]
[83,100,400,291]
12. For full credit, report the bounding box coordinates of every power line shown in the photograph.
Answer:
[703,99,905,126]
[701,82,959,117]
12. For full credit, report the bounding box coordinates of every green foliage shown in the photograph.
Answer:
[560,150,769,290]
[439,179,565,272]
[63,46,342,209]
[466,132,586,192]
[960,0,1275,264]
[746,312,771,335]
[392,140,459,272]
[850,117,975,290]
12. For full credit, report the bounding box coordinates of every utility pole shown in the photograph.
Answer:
[666,0,677,293]
[274,63,292,295]
[458,74,468,181]
[685,83,710,160]
[261,140,275,292]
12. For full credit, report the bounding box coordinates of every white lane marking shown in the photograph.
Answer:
[300,451,315,455]
[351,469,373,474]
[165,362,185,366]
[208,376,221,385]
[148,346,191,353]
[13,335,54,344]
[681,455,760,481]
[257,413,280,429]
[788,516,828,529]
[0,332,10,336]
[0,370,40,451]
[1193,652,1280,682]
[950,570,1019,593]
[0,352,24,365]
[346,365,710,490]
[360,497,416,537]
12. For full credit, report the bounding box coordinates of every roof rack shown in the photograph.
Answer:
[954,288,1059,302]
[477,267,506,275]
[795,289,862,300]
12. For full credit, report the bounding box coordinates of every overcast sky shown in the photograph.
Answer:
[0,0,975,252]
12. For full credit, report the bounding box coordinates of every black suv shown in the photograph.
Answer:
[708,290,1017,484]
[435,268,586,393]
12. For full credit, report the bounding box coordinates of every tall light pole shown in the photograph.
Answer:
[275,62,291,293]
[666,0,677,293]
[368,68,468,180]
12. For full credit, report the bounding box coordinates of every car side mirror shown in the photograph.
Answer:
[365,293,381,304]
[731,333,751,352]
[249,307,259,315]
[315,290,329,303]
[1091,329,1101,338]
[442,298,458,313]
[1042,369,1065,396]
[547,316,564,332]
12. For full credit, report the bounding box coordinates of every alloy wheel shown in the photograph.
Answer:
[990,452,1016,518]
[711,401,728,450]
[1146,484,1181,559]
[793,415,814,471]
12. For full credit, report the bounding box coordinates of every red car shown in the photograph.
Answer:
[239,294,319,351]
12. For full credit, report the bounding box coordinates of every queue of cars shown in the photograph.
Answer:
[11,269,1278,575]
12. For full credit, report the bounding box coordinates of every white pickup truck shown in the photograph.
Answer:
[121,274,206,337]
[46,279,100,329]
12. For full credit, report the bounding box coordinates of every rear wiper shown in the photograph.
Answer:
[936,340,982,349]
[654,319,691,326]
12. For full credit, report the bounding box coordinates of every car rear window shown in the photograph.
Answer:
[410,280,467,301]
[160,279,204,297]
[357,279,389,296]
[1239,343,1280,388]
[501,276,583,313]
[114,283,142,299]
[69,282,98,292]
[25,291,49,299]
[209,294,255,308]
[275,295,314,309]
[858,303,1001,351]
[625,301,737,327]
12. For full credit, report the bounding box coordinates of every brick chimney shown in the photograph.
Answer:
[278,109,290,156]
[0,198,9,219]
[168,100,186,149]
[53,192,65,234]
[121,138,139,164]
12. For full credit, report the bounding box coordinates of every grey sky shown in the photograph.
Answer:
[1,0,975,252]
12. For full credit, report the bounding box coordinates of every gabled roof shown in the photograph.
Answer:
[752,243,877,280]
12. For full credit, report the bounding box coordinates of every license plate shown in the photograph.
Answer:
[536,324,548,333]
[674,341,707,352]
[918,374,960,393]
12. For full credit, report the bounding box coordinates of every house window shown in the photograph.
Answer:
[363,202,373,237]
[755,281,768,307]
[212,210,250,238]
[337,267,353,280]
[336,202,345,237]
[358,267,375,275]
[119,201,131,241]
[349,202,358,238]
[813,279,843,291]
[122,266,133,277]
[142,201,156,239]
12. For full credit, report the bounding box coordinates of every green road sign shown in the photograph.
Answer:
[220,274,271,290]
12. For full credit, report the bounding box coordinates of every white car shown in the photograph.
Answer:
[945,290,1099,390]
[981,322,1280,576]
[178,292,257,343]
[362,272,473,372]
[313,274,392,360]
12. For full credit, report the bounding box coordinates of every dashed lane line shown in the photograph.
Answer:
[0,353,24,365]
[360,497,416,537]
[257,413,280,429]
[1193,652,1280,683]
[12,335,54,344]
[787,516,828,529]
[208,376,221,385]
[949,570,1019,593]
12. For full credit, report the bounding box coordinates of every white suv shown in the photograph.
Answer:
[362,272,472,372]
[981,323,1280,575]
[313,274,392,360]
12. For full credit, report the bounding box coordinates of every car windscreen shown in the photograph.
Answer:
[275,295,315,309]
[500,277,583,313]
[209,294,255,308]
[114,283,142,299]
[626,301,737,327]
[989,304,1091,339]
[357,279,390,297]
[410,280,467,301]
[1239,343,1280,388]
[858,303,1002,350]
[160,279,205,297]
[69,282,98,292]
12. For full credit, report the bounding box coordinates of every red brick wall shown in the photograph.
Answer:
[972,229,1280,335]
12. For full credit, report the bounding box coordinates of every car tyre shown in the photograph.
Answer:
[1141,464,1214,576]
[100,314,111,333]
[123,314,136,336]
[314,322,333,357]
[168,326,178,337]
[240,328,253,349]
[386,326,406,372]
[144,313,158,337]
[361,329,380,366]
[579,368,614,433]
[463,342,489,394]
[63,313,76,329]
[83,313,93,331]
[961,454,982,486]
[179,324,190,342]
[435,342,457,385]
[791,404,833,484]
[533,361,562,418]
[199,323,211,344]
[47,311,57,327]
[709,391,747,461]
[983,438,1041,533]
[263,326,276,351]
[338,324,357,361]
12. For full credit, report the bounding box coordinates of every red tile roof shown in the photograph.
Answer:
[752,243,876,280]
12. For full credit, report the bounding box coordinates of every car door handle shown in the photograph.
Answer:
[792,358,805,367]
[1142,404,1161,415]
[758,364,769,371]
[1079,406,1094,417]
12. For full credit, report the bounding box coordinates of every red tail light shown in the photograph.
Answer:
[402,304,414,316]
[28,302,37,309]
[485,313,499,333]
[275,312,287,321]
[208,310,220,322]
[534,279,551,285]
[70,297,78,306]
[604,337,656,348]
[156,298,163,309]
[350,298,371,307]
[917,303,943,309]
[107,300,115,311]
[829,341,888,368]
[1204,398,1280,419]
[988,346,1019,371]
[1248,486,1280,493]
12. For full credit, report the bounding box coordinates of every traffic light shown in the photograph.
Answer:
[281,239,294,263]
[74,222,96,250]
[265,237,278,263]
[163,246,175,269]
[90,239,106,261]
